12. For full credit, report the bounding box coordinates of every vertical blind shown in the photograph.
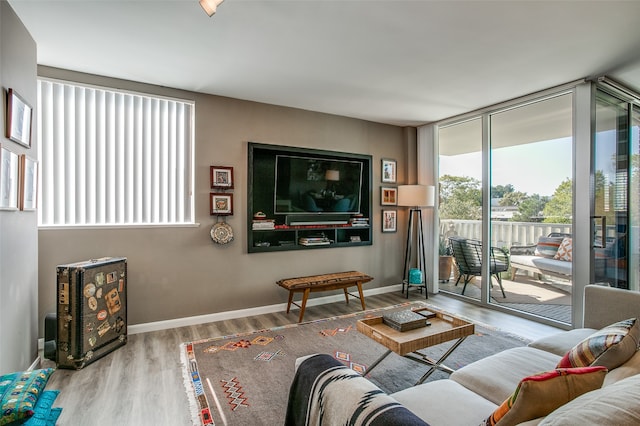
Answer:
[37,79,194,226]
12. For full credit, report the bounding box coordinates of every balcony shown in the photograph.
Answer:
[439,220,572,324]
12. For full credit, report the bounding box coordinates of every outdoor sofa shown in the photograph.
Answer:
[287,284,640,425]
[509,233,572,282]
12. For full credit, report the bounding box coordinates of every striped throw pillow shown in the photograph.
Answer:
[535,236,564,258]
[557,318,640,369]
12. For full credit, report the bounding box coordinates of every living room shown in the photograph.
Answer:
[2,1,640,425]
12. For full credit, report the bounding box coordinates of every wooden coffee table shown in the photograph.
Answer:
[356,308,474,385]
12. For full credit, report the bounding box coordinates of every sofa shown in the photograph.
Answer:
[509,233,572,282]
[287,285,640,425]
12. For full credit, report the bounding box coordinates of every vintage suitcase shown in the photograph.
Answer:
[56,257,127,369]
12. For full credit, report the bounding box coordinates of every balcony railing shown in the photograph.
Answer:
[440,220,572,249]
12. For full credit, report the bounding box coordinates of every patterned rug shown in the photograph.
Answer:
[180,302,529,425]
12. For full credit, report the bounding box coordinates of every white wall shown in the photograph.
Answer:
[0,1,38,374]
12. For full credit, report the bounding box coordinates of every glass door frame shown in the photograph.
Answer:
[422,80,588,329]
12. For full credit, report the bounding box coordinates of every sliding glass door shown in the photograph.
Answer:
[436,92,574,325]
[593,87,640,291]
[438,118,483,302]
[489,94,573,324]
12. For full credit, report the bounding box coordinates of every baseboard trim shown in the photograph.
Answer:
[128,283,402,335]
[28,356,41,370]
[37,284,403,344]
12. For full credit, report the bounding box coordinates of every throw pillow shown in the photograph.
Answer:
[534,236,564,258]
[553,237,572,261]
[22,390,61,426]
[482,366,607,426]
[0,368,54,426]
[557,318,640,369]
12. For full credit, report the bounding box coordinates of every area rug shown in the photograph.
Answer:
[180,302,529,426]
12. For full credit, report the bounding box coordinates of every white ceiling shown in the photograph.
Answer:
[8,0,640,127]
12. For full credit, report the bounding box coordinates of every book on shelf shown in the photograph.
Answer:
[299,241,331,246]
[252,223,275,230]
[349,217,370,227]
[298,236,332,246]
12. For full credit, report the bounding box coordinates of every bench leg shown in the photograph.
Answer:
[298,288,311,323]
[343,288,349,304]
[286,290,294,314]
[357,282,366,310]
[511,267,517,281]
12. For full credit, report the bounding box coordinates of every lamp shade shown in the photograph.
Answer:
[397,185,435,207]
[325,170,340,181]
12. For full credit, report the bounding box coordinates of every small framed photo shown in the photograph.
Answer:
[210,166,234,189]
[19,154,38,211]
[380,186,397,206]
[210,193,233,215]
[0,145,19,210]
[382,210,397,233]
[6,88,33,148]
[381,158,396,183]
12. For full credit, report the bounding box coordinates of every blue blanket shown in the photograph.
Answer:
[285,354,429,426]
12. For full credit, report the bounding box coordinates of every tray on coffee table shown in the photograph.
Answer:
[357,308,474,356]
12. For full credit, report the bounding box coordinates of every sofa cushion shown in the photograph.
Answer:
[482,366,607,426]
[391,379,496,426]
[534,236,564,258]
[603,348,640,386]
[451,346,560,405]
[539,374,640,425]
[553,237,572,261]
[0,368,54,426]
[557,318,640,370]
[528,328,597,356]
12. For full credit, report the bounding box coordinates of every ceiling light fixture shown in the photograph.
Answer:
[200,0,224,17]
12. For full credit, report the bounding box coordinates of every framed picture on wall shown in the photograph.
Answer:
[382,210,397,233]
[380,186,397,206]
[6,89,33,148]
[381,158,396,183]
[210,166,234,189]
[210,193,233,215]
[19,154,38,211]
[0,145,20,210]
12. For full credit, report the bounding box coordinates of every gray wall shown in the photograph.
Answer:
[0,2,38,374]
[37,67,411,334]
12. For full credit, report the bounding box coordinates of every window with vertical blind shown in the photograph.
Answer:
[37,79,195,227]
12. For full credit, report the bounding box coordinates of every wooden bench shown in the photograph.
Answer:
[276,271,374,322]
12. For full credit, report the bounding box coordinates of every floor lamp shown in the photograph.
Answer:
[398,185,435,298]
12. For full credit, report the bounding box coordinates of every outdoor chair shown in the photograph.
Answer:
[448,236,509,298]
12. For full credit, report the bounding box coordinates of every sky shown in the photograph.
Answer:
[439,137,573,197]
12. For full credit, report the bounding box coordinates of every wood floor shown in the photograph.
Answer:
[41,290,564,426]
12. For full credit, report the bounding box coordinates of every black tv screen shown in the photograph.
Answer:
[274,155,363,215]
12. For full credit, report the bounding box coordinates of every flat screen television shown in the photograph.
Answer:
[274,154,363,215]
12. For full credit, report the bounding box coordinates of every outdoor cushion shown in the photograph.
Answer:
[483,366,607,426]
[509,255,572,276]
[557,318,640,369]
[451,346,560,405]
[553,237,573,261]
[528,328,597,356]
[539,374,640,425]
[0,368,54,426]
[535,236,564,258]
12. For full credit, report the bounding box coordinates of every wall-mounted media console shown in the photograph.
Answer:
[248,142,372,253]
